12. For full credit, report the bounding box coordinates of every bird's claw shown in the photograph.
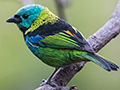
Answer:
[40,79,58,87]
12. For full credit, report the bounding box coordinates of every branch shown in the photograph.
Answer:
[35,85,76,90]
[54,0,72,20]
[36,0,120,90]
[87,1,120,52]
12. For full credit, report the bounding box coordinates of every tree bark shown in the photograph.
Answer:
[36,0,120,90]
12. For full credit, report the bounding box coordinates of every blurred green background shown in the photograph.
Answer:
[0,0,120,90]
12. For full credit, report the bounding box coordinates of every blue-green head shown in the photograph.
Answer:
[6,4,44,33]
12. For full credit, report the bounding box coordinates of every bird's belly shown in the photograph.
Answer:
[36,47,76,67]
[28,45,80,67]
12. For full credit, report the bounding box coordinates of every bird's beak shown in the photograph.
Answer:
[6,16,22,23]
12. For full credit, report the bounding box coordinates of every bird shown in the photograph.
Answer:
[6,4,119,87]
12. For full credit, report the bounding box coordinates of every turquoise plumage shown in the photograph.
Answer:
[6,4,119,86]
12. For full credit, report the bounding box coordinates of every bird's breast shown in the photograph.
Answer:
[24,35,44,55]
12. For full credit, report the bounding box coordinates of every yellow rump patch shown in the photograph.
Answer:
[64,30,75,37]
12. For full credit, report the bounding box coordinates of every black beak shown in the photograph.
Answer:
[6,16,22,23]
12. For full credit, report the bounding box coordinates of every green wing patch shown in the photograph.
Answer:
[40,31,80,49]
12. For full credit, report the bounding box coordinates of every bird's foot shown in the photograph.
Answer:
[40,79,58,87]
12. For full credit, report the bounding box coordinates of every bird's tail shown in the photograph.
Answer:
[82,53,119,71]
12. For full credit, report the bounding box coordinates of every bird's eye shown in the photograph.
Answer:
[22,14,29,19]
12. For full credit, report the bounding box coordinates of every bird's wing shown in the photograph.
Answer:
[40,29,86,49]
[27,19,94,53]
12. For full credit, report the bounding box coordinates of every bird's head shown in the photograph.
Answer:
[6,4,44,33]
